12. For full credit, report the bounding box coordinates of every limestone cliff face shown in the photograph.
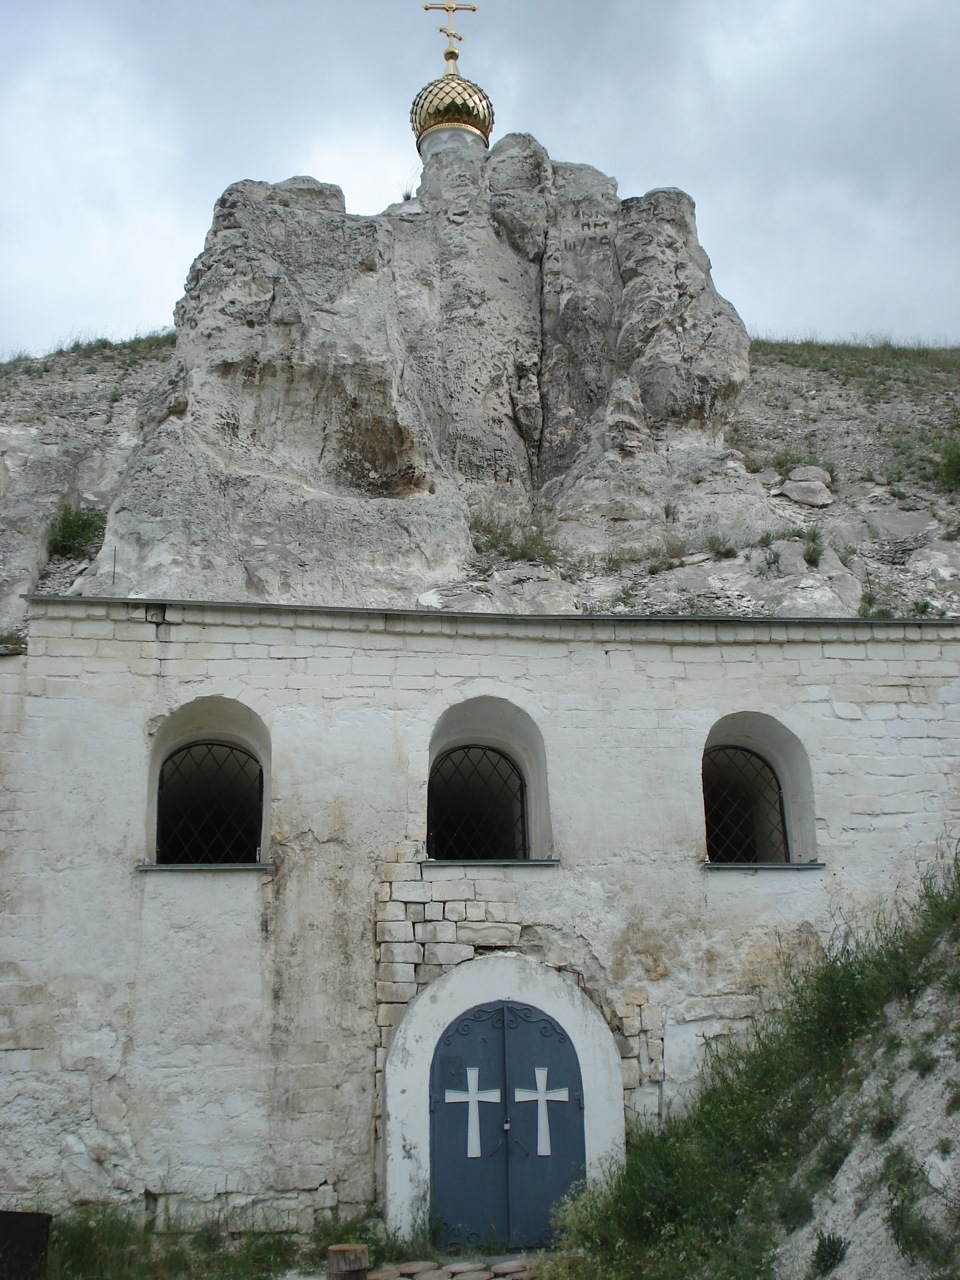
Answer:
[77,133,750,608]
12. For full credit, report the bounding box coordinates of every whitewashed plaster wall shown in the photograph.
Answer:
[1,598,959,1227]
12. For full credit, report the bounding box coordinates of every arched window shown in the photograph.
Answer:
[157,742,264,865]
[428,745,527,861]
[702,745,788,864]
[701,712,818,866]
[148,697,271,867]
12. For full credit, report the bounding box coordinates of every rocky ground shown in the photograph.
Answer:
[284,1258,538,1280]
[427,341,960,620]
[357,1258,535,1280]
[2,337,959,634]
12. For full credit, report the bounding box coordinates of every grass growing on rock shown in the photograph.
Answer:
[750,338,960,388]
[47,505,106,558]
[470,508,560,566]
[541,844,960,1280]
[0,330,175,378]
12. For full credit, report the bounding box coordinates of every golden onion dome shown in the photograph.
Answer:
[411,55,494,153]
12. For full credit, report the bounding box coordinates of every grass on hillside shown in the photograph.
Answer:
[0,330,175,376]
[750,337,960,383]
[746,338,960,494]
[541,842,960,1280]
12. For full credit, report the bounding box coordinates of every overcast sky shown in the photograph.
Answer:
[2,0,958,358]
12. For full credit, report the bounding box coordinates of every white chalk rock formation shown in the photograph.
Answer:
[78,134,750,608]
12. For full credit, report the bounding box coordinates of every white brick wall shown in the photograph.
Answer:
[1,597,959,1221]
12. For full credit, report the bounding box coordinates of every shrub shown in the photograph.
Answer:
[47,505,106,558]
[811,1129,853,1185]
[884,1155,951,1267]
[777,1182,814,1231]
[867,1093,899,1141]
[908,1045,937,1077]
[939,437,960,490]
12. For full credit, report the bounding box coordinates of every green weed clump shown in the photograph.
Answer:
[803,527,823,567]
[48,505,106,558]
[544,845,960,1280]
[811,1230,849,1275]
[858,585,895,620]
[46,1202,429,1280]
[707,534,737,560]
[908,1044,938,1077]
[470,510,559,566]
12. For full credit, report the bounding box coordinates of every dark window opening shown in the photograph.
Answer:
[428,745,527,861]
[703,745,788,864]
[157,742,263,865]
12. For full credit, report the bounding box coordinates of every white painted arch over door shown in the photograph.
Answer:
[383,953,625,1237]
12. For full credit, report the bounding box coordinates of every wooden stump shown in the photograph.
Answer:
[327,1243,370,1280]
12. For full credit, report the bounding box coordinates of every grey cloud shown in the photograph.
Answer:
[1,0,958,355]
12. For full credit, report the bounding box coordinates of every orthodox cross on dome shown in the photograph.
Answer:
[424,1,478,71]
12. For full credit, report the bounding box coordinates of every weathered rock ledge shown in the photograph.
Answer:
[69,134,751,612]
[3,139,960,627]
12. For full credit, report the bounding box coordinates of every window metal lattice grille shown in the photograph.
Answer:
[428,745,527,861]
[702,745,788,864]
[157,742,263,865]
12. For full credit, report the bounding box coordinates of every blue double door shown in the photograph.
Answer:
[429,1002,586,1249]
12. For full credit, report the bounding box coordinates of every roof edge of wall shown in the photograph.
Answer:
[24,594,960,643]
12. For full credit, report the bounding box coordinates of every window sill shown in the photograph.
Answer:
[425,859,559,868]
[704,860,826,872]
[137,862,277,873]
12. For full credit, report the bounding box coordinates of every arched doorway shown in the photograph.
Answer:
[430,1002,585,1248]
[383,954,624,1241]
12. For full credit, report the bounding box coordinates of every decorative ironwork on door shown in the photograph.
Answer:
[430,1002,586,1248]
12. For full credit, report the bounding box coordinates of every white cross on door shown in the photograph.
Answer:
[445,1066,502,1158]
[514,1066,569,1157]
